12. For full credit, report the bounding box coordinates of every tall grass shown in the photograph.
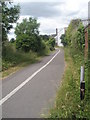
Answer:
[2,42,51,72]
[49,47,90,119]
[2,43,38,71]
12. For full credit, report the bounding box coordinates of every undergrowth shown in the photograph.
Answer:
[2,43,50,71]
[49,47,90,119]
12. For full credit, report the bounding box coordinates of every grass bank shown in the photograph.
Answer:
[49,47,90,119]
[2,43,50,78]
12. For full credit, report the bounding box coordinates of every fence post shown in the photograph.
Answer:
[80,66,85,100]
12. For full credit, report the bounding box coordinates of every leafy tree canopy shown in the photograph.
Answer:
[64,19,85,50]
[46,37,55,51]
[1,1,20,44]
[65,19,81,46]
[15,17,43,53]
[15,18,40,37]
[40,35,49,42]
[60,34,67,47]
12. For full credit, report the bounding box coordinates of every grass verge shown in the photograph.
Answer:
[2,44,50,78]
[49,47,90,119]
[2,54,41,78]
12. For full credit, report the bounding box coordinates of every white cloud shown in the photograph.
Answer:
[8,0,89,39]
[38,17,68,34]
[13,0,64,3]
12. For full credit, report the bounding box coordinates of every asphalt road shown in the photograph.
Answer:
[1,49,65,118]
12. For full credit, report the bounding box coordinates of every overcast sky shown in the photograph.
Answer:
[8,0,89,39]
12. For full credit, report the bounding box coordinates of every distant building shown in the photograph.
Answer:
[50,28,67,46]
[54,28,66,46]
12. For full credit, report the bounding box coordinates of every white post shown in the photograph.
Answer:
[80,66,84,83]
[80,66,85,100]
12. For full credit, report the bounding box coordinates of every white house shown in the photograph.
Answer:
[54,28,65,46]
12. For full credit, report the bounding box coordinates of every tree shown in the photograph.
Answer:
[10,38,15,43]
[60,34,67,46]
[40,35,49,42]
[46,37,55,51]
[65,19,81,46]
[15,17,43,52]
[15,18,40,37]
[1,1,20,45]
[76,23,85,50]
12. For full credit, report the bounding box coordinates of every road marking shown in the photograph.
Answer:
[0,50,60,106]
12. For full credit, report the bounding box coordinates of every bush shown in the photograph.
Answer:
[2,43,38,71]
[38,41,50,56]
[46,37,55,51]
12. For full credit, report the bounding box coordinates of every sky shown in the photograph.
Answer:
[8,0,89,40]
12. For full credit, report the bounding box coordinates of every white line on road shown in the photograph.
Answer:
[0,50,60,106]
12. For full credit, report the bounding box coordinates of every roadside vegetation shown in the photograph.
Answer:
[1,1,55,77]
[49,19,90,119]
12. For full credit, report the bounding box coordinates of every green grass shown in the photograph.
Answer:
[2,43,50,78]
[2,45,38,70]
[48,47,90,119]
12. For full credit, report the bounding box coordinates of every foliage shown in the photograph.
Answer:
[40,35,50,42]
[49,19,89,119]
[46,37,55,51]
[63,19,85,60]
[88,26,90,98]
[49,47,90,119]
[15,18,40,36]
[10,38,15,43]
[75,23,85,50]
[1,1,20,44]
[60,34,67,46]
[65,19,81,46]
[2,41,50,73]
[15,18,44,53]
[2,43,38,71]
[1,3,53,73]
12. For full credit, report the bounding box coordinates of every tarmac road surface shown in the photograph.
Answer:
[1,49,65,118]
